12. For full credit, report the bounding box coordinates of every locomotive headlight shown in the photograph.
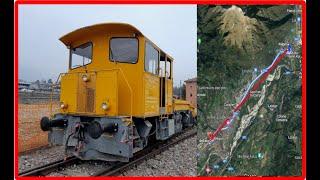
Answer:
[101,102,109,110]
[82,74,89,82]
[60,102,68,109]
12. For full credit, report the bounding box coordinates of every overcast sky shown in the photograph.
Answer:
[18,5,197,86]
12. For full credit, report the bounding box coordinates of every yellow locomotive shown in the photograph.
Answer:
[40,23,196,162]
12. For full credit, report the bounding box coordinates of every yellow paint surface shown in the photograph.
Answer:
[58,23,194,118]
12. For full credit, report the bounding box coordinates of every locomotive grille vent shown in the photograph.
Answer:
[86,88,95,112]
[77,73,96,113]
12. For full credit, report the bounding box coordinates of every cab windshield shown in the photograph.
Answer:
[70,42,93,69]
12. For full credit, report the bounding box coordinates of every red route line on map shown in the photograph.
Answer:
[207,49,288,141]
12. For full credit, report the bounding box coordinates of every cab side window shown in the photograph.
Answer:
[145,41,159,75]
[166,59,171,79]
[110,38,138,63]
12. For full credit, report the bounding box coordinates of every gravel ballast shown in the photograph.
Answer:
[121,136,197,176]
[19,145,65,172]
[19,136,197,176]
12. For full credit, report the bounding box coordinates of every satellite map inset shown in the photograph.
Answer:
[197,5,302,176]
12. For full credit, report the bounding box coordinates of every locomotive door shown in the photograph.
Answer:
[165,58,173,114]
[159,54,173,114]
[159,54,166,114]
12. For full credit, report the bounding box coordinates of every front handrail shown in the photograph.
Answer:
[51,68,133,120]
[50,73,63,118]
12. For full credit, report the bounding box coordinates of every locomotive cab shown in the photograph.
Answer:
[41,23,195,162]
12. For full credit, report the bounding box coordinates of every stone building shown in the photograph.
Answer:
[185,77,197,108]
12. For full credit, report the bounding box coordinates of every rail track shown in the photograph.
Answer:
[19,156,79,176]
[94,127,196,176]
[19,128,196,177]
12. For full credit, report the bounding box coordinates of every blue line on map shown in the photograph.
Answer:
[219,46,289,132]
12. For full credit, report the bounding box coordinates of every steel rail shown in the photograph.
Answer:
[19,156,78,177]
[19,128,196,177]
[93,128,196,176]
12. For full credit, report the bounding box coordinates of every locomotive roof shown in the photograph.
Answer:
[60,22,173,60]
